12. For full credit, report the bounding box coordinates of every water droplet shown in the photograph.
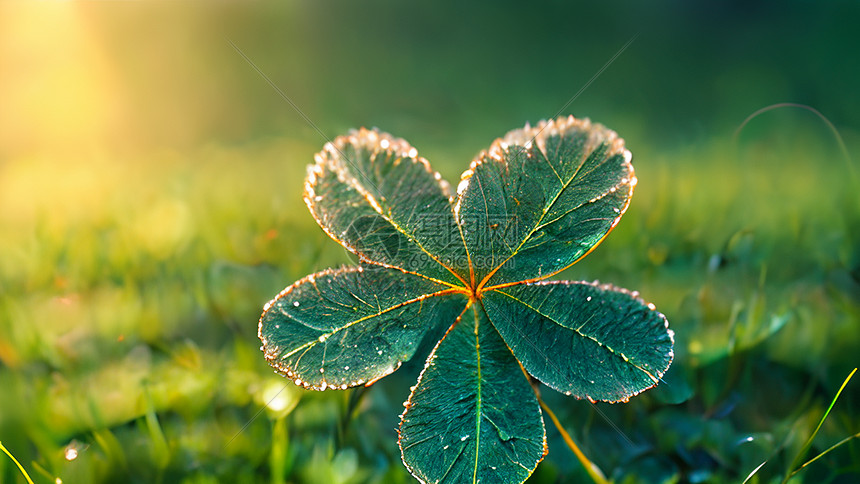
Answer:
[460,435,469,441]
[586,296,592,302]
[319,382,328,391]
[318,335,327,343]
[344,365,350,370]
[443,445,449,450]
[64,446,78,461]
[380,139,390,149]
[293,301,300,307]
[378,350,383,355]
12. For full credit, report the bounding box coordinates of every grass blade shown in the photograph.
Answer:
[782,368,856,483]
[0,441,35,484]
[538,396,610,484]
[790,432,860,479]
[742,460,767,484]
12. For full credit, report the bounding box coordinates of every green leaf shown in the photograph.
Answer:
[482,281,674,402]
[455,117,634,288]
[259,265,468,390]
[306,129,469,286]
[261,116,674,484]
[399,304,546,484]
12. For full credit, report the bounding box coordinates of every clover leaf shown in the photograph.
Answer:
[258,116,674,483]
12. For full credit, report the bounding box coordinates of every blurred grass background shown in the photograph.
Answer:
[1,1,858,483]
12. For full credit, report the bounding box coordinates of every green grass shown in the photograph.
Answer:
[1,126,858,483]
[1,2,859,482]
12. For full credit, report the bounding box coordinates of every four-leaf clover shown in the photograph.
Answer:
[258,116,674,483]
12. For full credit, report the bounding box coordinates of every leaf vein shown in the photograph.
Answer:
[492,289,654,382]
[279,288,462,360]
[476,143,617,290]
[331,160,469,287]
